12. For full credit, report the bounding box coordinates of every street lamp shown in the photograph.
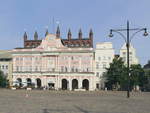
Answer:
[109,21,148,98]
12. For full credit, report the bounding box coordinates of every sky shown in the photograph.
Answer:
[0,0,150,65]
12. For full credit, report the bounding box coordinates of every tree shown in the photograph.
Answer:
[104,57,128,90]
[130,64,147,90]
[0,71,7,87]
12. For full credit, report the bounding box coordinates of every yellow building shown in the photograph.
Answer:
[0,50,12,86]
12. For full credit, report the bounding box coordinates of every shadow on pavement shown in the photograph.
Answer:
[43,109,49,113]
[74,105,90,113]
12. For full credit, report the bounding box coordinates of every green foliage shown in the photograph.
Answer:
[0,71,7,87]
[104,57,128,90]
[104,58,147,91]
[130,64,147,88]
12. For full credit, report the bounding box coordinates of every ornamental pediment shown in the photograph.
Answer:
[36,34,67,51]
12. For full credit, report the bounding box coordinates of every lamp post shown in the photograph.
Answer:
[109,21,148,98]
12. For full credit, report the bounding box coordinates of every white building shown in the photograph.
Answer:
[95,42,115,89]
[120,43,139,65]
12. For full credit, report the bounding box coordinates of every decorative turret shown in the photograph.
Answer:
[56,26,60,38]
[23,32,27,41]
[68,29,72,40]
[89,29,93,47]
[89,29,93,40]
[45,29,49,37]
[34,31,38,40]
[78,29,82,40]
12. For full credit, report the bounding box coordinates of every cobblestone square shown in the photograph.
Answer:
[0,89,150,113]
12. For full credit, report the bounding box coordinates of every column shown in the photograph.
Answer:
[79,77,82,89]
[68,77,72,90]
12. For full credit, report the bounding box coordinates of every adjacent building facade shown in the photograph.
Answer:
[0,50,12,85]
[120,43,139,65]
[12,28,96,90]
[95,42,115,89]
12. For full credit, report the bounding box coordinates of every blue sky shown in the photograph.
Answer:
[0,0,150,65]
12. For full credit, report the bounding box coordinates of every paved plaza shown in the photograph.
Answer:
[0,89,150,113]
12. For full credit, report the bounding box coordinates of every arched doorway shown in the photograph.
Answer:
[26,78,32,87]
[82,79,89,90]
[72,79,78,90]
[62,79,68,90]
[36,78,41,88]
[17,78,22,87]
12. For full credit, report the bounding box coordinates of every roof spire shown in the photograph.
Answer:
[78,28,82,39]
[56,26,60,38]
[45,29,49,37]
[34,31,38,40]
[23,32,27,41]
[68,28,72,40]
[89,28,93,39]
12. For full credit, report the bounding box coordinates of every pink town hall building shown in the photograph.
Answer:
[12,28,96,91]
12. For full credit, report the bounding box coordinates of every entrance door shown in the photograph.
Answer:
[72,79,78,90]
[36,78,41,88]
[82,79,89,90]
[26,78,32,87]
[62,79,68,90]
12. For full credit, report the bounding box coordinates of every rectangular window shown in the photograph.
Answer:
[129,52,132,55]
[71,56,74,60]
[65,67,68,72]
[98,57,101,61]
[87,68,89,72]
[61,66,64,72]
[103,56,106,60]
[16,66,19,71]
[96,72,99,77]
[6,65,8,69]
[123,52,126,55]
[103,63,106,69]
[96,62,99,69]
[76,68,78,72]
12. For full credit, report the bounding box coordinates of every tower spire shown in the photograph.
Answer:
[56,26,60,38]
[45,29,49,37]
[23,32,27,41]
[78,28,82,39]
[89,28,93,39]
[34,31,38,40]
[68,28,72,40]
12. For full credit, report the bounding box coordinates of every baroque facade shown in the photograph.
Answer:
[12,28,96,91]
